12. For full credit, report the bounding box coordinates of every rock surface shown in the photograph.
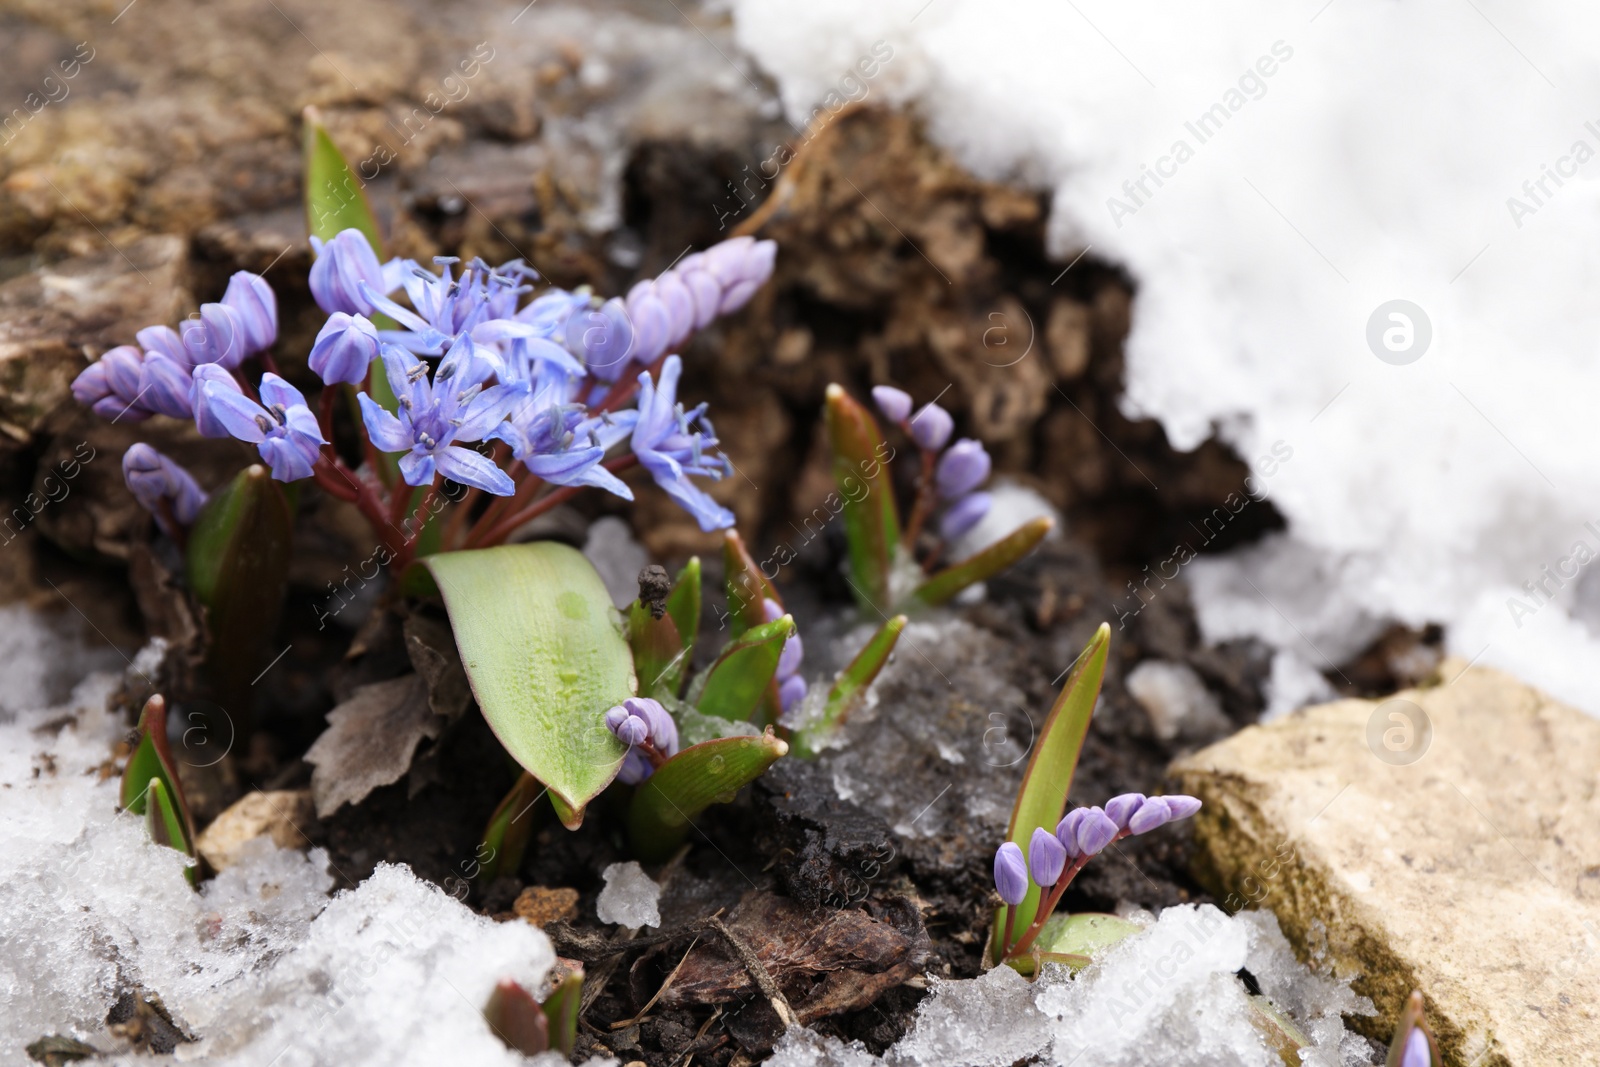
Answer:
[194,788,317,872]
[1172,658,1600,1066]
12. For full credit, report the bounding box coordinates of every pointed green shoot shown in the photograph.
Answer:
[186,465,294,706]
[628,601,687,700]
[791,614,906,759]
[121,695,196,849]
[143,778,197,887]
[477,772,543,883]
[722,529,777,638]
[825,384,900,614]
[483,979,549,1055]
[987,623,1110,965]
[913,516,1053,607]
[666,556,702,666]
[1386,990,1442,1067]
[541,970,583,1056]
[694,615,793,721]
[628,729,789,861]
[425,544,632,829]
[304,106,383,250]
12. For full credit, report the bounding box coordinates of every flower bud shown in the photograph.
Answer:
[938,491,991,540]
[136,325,188,366]
[936,438,991,499]
[1104,793,1147,831]
[309,312,381,385]
[122,443,206,537]
[138,353,195,419]
[701,235,777,314]
[674,253,722,330]
[993,841,1028,905]
[565,297,636,382]
[779,674,807,713]
[1075,807,1118,856]
[1055,809,1085,859]
[222,270,278,354]
[605,705,649,747]
[181,302,248,369]
[74,347,149,422]
[652,271,697,347]
[1163,794,1203,821]
[309,229,387,316]
[1028,826,1067,887]
[872,386,911,424]
[624,282,671,365]
[1127,796,1172,835]
[909,402,953,451]
[190,363,245,439]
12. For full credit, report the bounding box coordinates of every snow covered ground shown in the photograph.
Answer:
[729,0,1600,715]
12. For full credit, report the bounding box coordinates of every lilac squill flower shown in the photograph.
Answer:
[631,355,735,531]
[872,386,911,425]
[1164,795,1203,821]
[764,598,807,712]
[72,346,148,422]
[310,229,390,317]
[122,444,206,537]
[199,373,326,482]
[136,325,188,366]
[1104,793,1147,832]
[673,253,726,331]
[1074,807,1119,856]
[909,402,953,451]
[189,364,244,439]
[137,353,195,419]
[221,271,278,354]
[993,842,1029,906]
[564,297,636,382]
[778,675,807,713]
[938,491,991,540]
[180,302,249,369]
[1055,809,1086,859]
[698,235,777,314]
[1127,797,1173,835]
[606,697,680,785]
[623,280,672,365]
[309,312,381,386]
[936,439,991,500]
[1029,826,1067,887]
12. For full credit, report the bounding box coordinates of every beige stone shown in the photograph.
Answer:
[1172,659,1600,1066]
[195,789,316,872]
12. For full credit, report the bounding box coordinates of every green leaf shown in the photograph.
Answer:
[913,516,1053,607]
[303,106,383,250]
[628,601,687,700]
[825,384,900,614]
[1249,994,1313,1065]
[694,615,792,721]
[665,556,702,667]
[722,529,776,638]
[185,464,294,707]
[477,772,543,883]
[482,979,549,1056]
[121,695,195,850]
[1039,912,1141,963]
[628,729,789,861]
[143,778,196,886]
[988,623,1110,965]
[541,970,583,1056]
[1001,951,1093,977]
[791,614,906,759]
[424,543,632,828]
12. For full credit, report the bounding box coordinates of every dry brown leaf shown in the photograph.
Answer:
[304,675,439,817]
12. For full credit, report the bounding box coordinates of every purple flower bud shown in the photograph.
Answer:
[309,312,381,385]
[1075,807,1119,856]
[136,325,188,367]
[70,360,111,409]
[1400,1029,1431,1067]
[1104,793,1147,832]
[189,364,243,439]
[652,271,697,347]
[1127,796,1172,835]
[624,282,672,365]
[122,443,206,537]
[74,347,149,422]
[622,696,678,758]
[1029,826,1067,887]
[779,674,807,713]
[606,705,649,747]
[909,402,953,451]
[872,386,912,425]
[180,303,248,369]
[1164,795,1203,821]
[936,438,991,500]
[138,353,194,419]
[309,229,386,316]
[993,842,1029,905]
[221,271,278,354]
[762,597,785,624]
[1055,810,1085,859]
[778,629,804,680]
[938,491,991,541]
[565,297,636,382]
[674,254,723,330]
[701,235,777,314]
[101,345,145,401]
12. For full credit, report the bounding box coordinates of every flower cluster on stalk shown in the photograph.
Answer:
[873,386,993,544]
[70,230,776,550]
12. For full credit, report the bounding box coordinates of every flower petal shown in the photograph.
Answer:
[358,392,415,453]
[435,445,515,496]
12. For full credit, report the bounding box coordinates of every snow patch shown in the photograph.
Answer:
[596,860,663,928]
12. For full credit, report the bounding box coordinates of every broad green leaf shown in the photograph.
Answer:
[722,529,776,638]
[629,729,789,861]
[477,772,542,883]
[121,695,195,852]
[913,516,1053,607]
[988,623,1110,965]
[825,384,900,614]
[186,465,294,709]
[304,106,383,250]
[541,970,583,1056]
[425,543,632,828]
[694,616,792,721]
[665,557,702,669]
[1039,912,1142,963]
[1001,951,1093,977]
[483,979,549,1055]
[628,601,686,700]
[791,614,906,759]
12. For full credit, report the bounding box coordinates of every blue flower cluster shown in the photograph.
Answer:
[872,386,993,541]
[73,230,776,538]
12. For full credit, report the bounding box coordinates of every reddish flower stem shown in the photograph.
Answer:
[902,447,938,553]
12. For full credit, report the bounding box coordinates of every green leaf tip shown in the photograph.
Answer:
[988,622,1110,965]
[541,969,583,1056]
[477,772,543,883]
[425,543,632,826]
[628,727,789,861]
[694,615,793,721]
[483,979,549,1056]
[122,694,198,878]
[914,515,1053,606]
[303,106,383,251]
[824,384,900,614]
[791,613,906,759]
